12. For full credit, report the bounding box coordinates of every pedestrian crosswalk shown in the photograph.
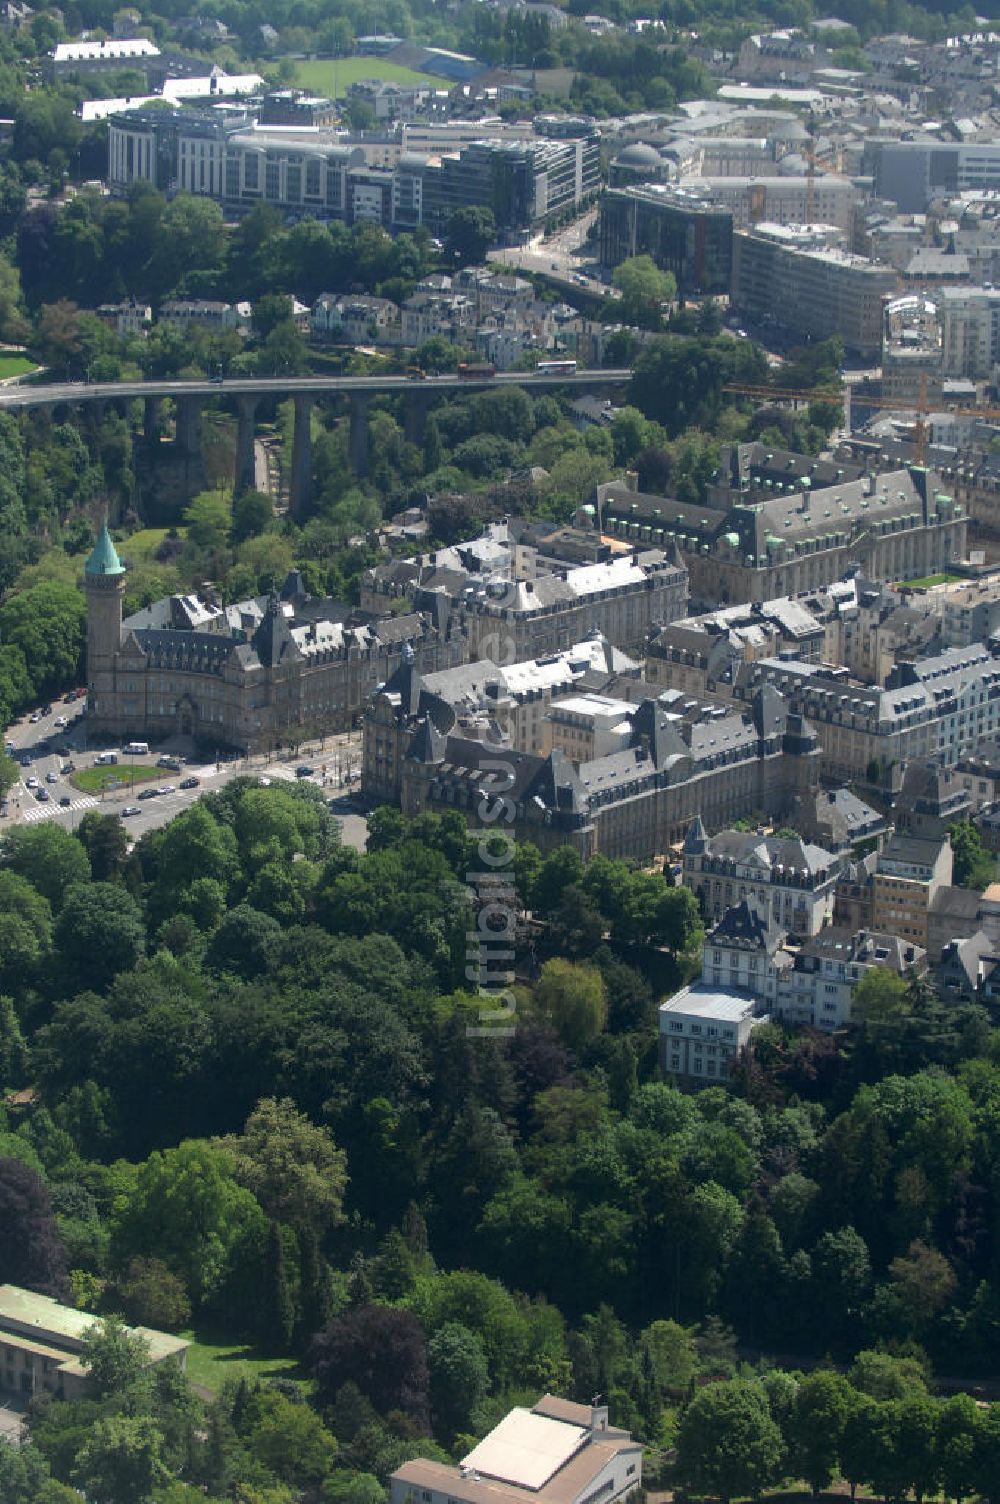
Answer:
[22,795,98,823]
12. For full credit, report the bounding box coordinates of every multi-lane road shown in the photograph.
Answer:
[3,704,369,849]
[0,367,633,412]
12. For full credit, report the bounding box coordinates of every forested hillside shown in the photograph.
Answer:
[4,795,1000,1498]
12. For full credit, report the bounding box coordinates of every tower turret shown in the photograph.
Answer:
[84,522,126,728]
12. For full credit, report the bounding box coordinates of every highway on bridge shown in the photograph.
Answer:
[0,368,634,409]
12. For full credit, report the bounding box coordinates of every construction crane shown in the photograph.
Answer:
[722,378,1000,469]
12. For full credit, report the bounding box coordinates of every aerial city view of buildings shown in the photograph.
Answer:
[2,0,1000,1496]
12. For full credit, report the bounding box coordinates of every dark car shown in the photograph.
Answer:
[295,765,315,778]
[179,776,200,790]
[35,788,49,802]
[59,796,71,807]
[137,788,160,801]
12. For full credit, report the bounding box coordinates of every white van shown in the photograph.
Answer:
[95,751,119,765]
[124,741,149,756]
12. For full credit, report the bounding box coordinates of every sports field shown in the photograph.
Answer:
[293,56,442,97]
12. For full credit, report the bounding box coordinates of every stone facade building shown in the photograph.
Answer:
[596,462,966,608]
[680,819,841,936]
[390,685,821,862]
[84,526,465,752]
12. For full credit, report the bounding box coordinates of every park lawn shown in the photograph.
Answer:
[896,572,963,590]
[179,1328,307,1394]
[293,55,442,96]
[121,527,178,563]
[0,354,38,379]
[72,764,163,793]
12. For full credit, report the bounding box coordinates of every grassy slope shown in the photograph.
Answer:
[0,354,38,379]
[180,1328,306,1394]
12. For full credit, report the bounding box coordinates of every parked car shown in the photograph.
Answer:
[179,776,200,790]
[157,755,182,771]
[295,765,315,778]
[29,711,40,723]
[137,789,159,801]
[53,715,67,728]
[156,785,176,796]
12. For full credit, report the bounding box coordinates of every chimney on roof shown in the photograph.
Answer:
[590,1400,609,1432]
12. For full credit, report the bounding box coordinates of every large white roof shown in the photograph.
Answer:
[461,1409,588,1492]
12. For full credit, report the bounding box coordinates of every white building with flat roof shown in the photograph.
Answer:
[391,1397,641,1504]
[658,984,765,1082]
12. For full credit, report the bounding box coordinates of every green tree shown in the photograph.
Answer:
[949,821,996,890]
[533,958,607,1052]
[852,965,910,1022]
[114,1257,192,1332]
[0,579,86,699]
[73,1415,167,1504]
[0,870,53,990]
[2,824,90,910]
[112,1140,266,1308]
[788,1370,856,1496]
[677,1379,785,1504]
[229,1096,348,1236]
[183,489,232,552]
[428,1321,489,1437]
[80,1316,150,1399]
[446,206,496,265]
[54,882,145,991]
[231,488,274,543]
[75,812,128,883]
[611,256,676,330]
[248,1389,338,1489]
[260,1220,295,1352]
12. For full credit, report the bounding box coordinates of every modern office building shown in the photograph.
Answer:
[109,110,599,231]
[938,285,1000,380]
[599,184,734,295]
[731,222,899,354]
[871,140,1000,213]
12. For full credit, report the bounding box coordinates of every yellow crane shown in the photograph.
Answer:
[723,376,1000,468]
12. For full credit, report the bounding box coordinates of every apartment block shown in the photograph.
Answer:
[737,642,1000,781]
[731,223,899,355]
[681,817,840,937]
